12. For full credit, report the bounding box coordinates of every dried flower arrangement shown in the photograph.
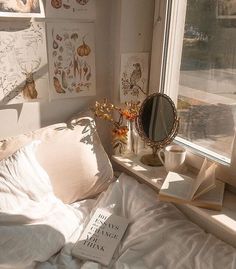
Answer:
[92,99,140,154]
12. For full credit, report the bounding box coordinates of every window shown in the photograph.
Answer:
[162,0,236,165]
[148,0,236,186]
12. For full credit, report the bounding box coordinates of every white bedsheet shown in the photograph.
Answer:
[1,173,236,269]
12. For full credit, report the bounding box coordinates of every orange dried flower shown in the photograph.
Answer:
[122,109,137,121]
[92,99,140,153]
[112,126,129,138]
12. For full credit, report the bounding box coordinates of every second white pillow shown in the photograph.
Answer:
[0,140,53,212]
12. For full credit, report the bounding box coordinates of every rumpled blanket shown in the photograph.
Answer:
[1,173,236,269]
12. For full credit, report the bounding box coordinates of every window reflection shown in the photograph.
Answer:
[177,0,236,159]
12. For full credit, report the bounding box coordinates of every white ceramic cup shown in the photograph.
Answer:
[158,145,186,172]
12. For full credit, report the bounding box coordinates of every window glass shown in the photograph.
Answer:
[177,0,236,160]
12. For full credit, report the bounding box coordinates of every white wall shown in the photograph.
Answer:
[0,0,113,150]
[0,0,155,154]
[111,0,155,104]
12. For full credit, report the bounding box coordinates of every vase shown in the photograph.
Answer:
[126,121,139,156]
[112,125,128,156]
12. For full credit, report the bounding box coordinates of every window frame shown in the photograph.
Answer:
[150,0,236,188]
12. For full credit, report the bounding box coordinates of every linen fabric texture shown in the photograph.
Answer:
[0,141,80,268]
[0,111,113,204]
[0,146,235,269]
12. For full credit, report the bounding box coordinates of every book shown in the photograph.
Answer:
[72,208,129,266]
[159,159,225,211]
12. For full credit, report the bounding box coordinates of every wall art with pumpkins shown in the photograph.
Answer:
[0,0,96,105]
[47,22,96,99]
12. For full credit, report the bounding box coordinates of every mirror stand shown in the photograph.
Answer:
[140,146,162,167]
[136,93,179,167]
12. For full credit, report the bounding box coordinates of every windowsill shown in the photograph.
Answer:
[112,152,236,248]
[173,137,236,189]
[175,136,231,165]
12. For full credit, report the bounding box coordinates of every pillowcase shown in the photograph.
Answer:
[0,110,114,204]
[0,140,53,212]
[0,141,80,268]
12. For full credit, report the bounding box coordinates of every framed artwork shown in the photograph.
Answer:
[47,22,96,100]
[120,53,149,103]
[216,0,236,19]
[0,0,45,18]
[46,0,96,20]
[0,21,49,105]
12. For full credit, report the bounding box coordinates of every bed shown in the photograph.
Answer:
[0,111,236,269]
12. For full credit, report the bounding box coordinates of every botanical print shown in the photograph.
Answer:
[0,0,45,17]
[46,0,96,19]
[0,21,49,105]
[120,53,149,103]
[47,22,96,100]
[217,0,236,18]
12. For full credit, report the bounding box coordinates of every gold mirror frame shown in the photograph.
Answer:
[136,93,179,166]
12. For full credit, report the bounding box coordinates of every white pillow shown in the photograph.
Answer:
[0,142,79,268]
[0,110,114,204]
[0,140,53,212]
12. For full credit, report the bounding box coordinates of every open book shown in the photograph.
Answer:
[159,159,225,210]
[72,208,129,266]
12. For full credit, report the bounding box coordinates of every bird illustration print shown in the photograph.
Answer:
[130,63,142,89]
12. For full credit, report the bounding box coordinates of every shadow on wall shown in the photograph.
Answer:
[0,0,114,155]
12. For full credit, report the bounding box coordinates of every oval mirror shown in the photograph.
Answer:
[136,93,179,166]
